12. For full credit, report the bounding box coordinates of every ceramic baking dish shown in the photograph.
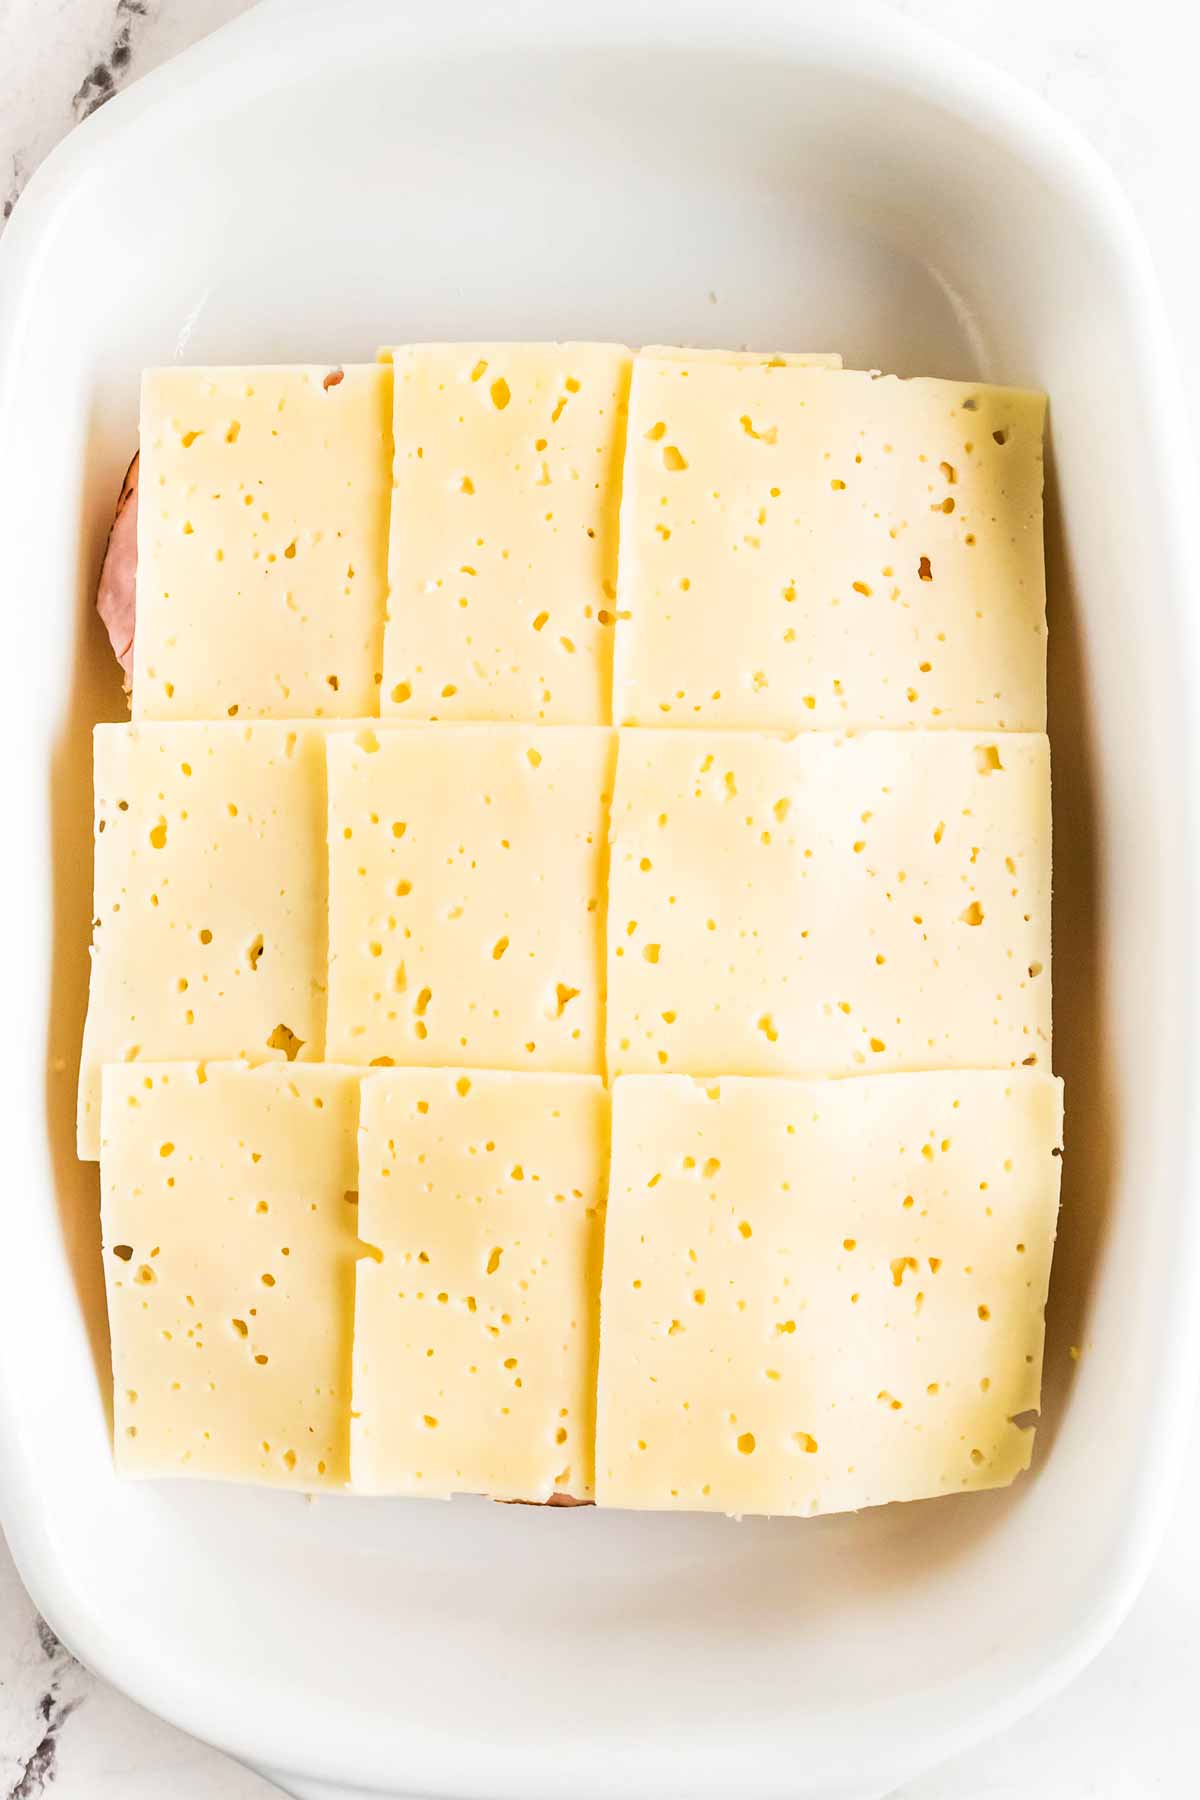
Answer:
[1,2,1197,1796]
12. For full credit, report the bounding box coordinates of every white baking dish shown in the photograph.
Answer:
[1,3,1197,1796]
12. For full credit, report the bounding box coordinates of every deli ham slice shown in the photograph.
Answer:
[96,452,138,690]
[499,1493,592,1508]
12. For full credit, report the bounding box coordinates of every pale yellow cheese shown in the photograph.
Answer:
[100,1062,361,1488]
[641,347,843,367]
[381,343,631,724]
[135,365,392,719]
[352,1068,607,1499]
[78,723,329,1159]
[596,1070,1063,1515]
[614,364,1046,730]
[607,730,1051,1079]
[326,726,614,1072]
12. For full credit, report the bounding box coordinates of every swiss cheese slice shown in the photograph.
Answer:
[100,1062,361,1488]
[326,726,614,1072]
[596,1070,1063,1516]
[381,343,631,724]
[607,729,1051,1079]
[134,365,392,719]
[352,1068,607,1499]
[641,347,843,368]
[614,363,1046,731]
[78,723,329,1159]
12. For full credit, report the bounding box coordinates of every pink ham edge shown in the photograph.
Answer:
[499,1493,592,1509]
[96,452,138,691]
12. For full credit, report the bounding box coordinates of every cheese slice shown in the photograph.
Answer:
[327,725,614,1072]
[641,347,843,368]
[614,364,1046,731]
[607,729,1051,1079]
[597,1070,1063,1515]
[134,365,392,720]
[100,1062,361,1488]
[381,343,631,724]
[77,723,329,1159]
[352,1068,607,1499]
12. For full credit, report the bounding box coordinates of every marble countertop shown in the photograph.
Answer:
[2,2,1198,1795]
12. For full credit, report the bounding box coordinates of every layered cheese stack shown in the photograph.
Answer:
[84,346,1061,1515]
